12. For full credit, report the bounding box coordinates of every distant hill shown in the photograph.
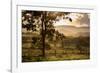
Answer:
[55,25,90,37]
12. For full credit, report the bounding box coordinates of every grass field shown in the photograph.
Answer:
[22,49,89,62]
[22,30,90,62]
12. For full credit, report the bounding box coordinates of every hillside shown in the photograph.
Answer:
[55,25,90,37]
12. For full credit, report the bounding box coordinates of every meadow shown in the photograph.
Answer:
[22,30,90,62]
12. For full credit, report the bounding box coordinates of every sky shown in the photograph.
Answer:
[53,13,90,28]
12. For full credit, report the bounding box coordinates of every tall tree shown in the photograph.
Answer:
[22,10,72,57]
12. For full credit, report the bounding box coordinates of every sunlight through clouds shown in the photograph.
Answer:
[54,13,90,27]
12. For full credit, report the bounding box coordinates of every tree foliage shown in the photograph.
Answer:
[22,10,72,57]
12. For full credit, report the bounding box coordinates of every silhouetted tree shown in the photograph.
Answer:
[22,10,72,57]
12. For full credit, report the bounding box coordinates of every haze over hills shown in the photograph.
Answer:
[55,25,90,37]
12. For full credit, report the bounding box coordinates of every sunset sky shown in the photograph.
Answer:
[53,13,90,28]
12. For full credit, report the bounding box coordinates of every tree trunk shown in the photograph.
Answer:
[41,11,46,57]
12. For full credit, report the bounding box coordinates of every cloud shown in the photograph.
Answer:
[53,12,90,28]
[67,13,90,27]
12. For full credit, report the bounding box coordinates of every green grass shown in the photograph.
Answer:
[22,48,90,62]
[22,31,90,62]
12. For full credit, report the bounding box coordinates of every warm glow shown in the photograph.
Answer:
[54,13,89,27]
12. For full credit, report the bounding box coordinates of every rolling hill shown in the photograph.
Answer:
[55,25,90,37]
